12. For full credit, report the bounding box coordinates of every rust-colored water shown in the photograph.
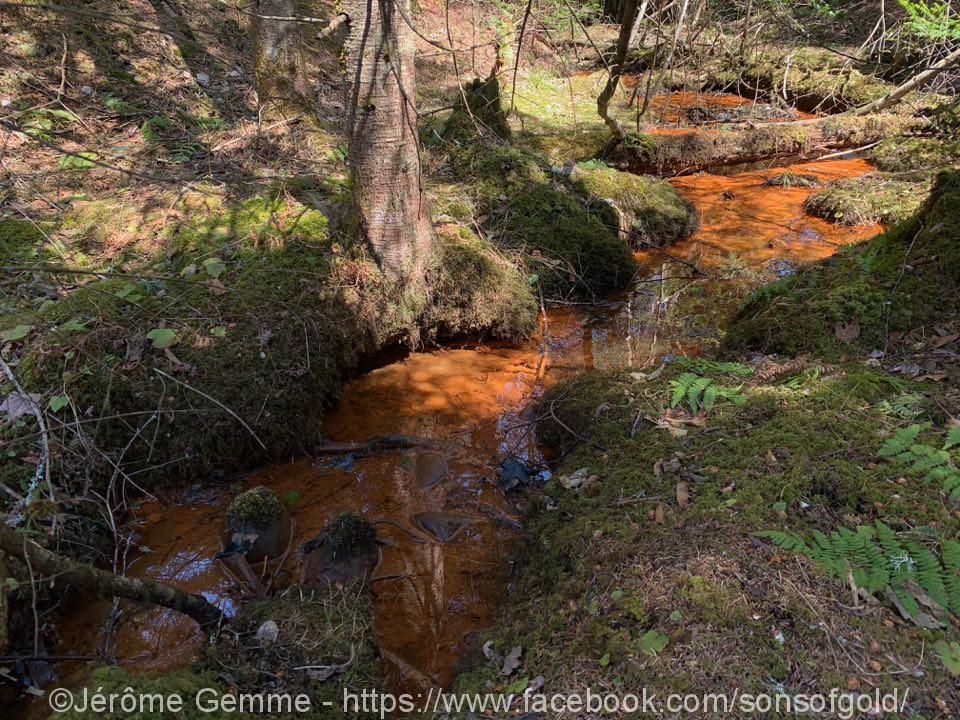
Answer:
[49,116,882,699]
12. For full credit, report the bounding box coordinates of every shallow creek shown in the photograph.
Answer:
[53,135,881,693]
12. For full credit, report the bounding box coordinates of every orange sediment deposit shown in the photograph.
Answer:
[52,148,883,695]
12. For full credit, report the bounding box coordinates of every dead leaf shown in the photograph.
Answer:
[482,640,503,667]
[500,645,522,676]
[676,482,690,508]
[256,620,279,647]
[654,503,666,524]
[0,392,41,423]
[931,333,959,348]
[834,318,860,343]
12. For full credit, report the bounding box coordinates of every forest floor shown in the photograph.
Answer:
[2,0,960,717]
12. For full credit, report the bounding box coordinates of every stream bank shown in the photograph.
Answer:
[40,148,899,712]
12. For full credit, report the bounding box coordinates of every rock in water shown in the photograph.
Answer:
[411,511,477,543]
[414,451,448,489]
[216,486,287,562]
[301,512,378,585]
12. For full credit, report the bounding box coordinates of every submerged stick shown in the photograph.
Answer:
[314,434,441,456]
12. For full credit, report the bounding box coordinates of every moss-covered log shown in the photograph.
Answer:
[0,527,223,627]
[607,113,919,176]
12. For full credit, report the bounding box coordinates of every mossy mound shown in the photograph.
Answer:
[301,512,377,557]
[453,363,958,710]
[425,225,537,340]
[450,142,637,298]
[802,175,925,226]
[0,195,537,496]
[869,136,960,176]
[443,76,511,142]
[566,161,699,247]
[66,666,223,719]
[713,46,895,113]
[726,170,960,357]
[225,486,284,531]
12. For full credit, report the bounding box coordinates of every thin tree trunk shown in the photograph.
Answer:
[851,46,960,115]
[597,0,640,141]
[343,0,433,282]
[252,0,312,115]
[0,528,223,628]
[644,0,690,113]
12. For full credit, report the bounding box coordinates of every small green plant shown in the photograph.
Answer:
[669,372,746,413]
[756,522,960,623]
[878,423,960,500]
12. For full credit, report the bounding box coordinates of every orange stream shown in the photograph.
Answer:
[51,124,880,696]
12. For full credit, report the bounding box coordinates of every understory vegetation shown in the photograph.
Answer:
[2,0,960,715]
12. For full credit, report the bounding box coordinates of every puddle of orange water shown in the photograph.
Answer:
[49,152,883,698]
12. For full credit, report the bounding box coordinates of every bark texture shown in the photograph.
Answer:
[597,0,640,141]
[0,528,224,628]
[252,0,312,114]
[343,0,433,280]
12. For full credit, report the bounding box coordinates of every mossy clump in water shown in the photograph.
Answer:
[302,512,378,557]
[425,225,537,341]
[764,171,820,188]
[225,486,284,531]
[725,170,960,357]
[453,363,958,707]
[443,76,512,142]
[566,161,699,248]
[802,175,925,226]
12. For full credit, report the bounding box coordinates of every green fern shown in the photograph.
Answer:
[877,423,927,457]
[755,523,960,621]
[669,372,745,414]
[675,357,755,377]
[878,423,960,500]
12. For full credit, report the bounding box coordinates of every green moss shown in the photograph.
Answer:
[443,76,512,142]
[0,191,539,495]
[869,137,960,176]
[225,486,284,531]
[803,175,925,226]
[726,170,960,357]
[302,512,377,557]
[67,667,222,719]
[566,161,699,247]
[454,363,957,706]
[425,225,537,340]
[764,171,820,188]
[449,141,637,298]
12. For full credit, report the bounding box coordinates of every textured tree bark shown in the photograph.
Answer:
[343,0,433,282]
[0,528,224,628]
[597,0,640,141]
[252,0,312,115]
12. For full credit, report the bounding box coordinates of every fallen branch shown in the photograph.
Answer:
[0,527,224,628]
[314,434,440,456]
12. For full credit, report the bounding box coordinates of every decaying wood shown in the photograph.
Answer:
[314,433,441,456]
[0,528,224,628]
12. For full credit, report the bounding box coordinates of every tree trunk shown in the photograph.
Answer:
[343,0,433,282]
[252,0,312,116]
[0,528,224,629]
[851,46,960,115]
[597,0,640,141]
